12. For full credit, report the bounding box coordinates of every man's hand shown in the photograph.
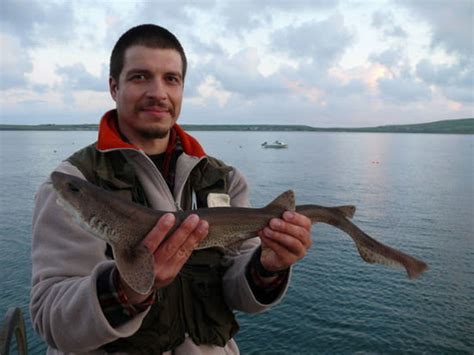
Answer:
[119,213,209,304]
[257,211,312,273]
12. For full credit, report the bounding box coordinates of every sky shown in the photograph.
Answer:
[0,0,473,127]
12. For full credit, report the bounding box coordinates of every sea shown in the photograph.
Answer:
[0,130,473,354]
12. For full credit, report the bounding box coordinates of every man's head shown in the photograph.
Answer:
[110,24,187,82]
[109,24,187,153]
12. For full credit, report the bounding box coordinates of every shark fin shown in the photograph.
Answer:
[354,233,428,279]
[113,244,155,295]
[264,190,296,212]
[333,205,356,219]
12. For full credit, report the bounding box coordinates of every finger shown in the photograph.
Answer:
[154,214,201,262]
[142,213,176,253]
[260,235,300,266]
[283,211,312,230]
[192,219,209,245]
[268,216,313,249]
[276,211,312,246]
[175,219,209,260]
[261,226,307,258]
[153,219,209,288]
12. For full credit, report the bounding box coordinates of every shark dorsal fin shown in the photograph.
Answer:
[264,190,296,212]
[333,205,356,219]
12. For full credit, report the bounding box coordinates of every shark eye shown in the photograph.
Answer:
[67,183,80,193]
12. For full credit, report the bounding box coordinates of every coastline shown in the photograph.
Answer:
[0,118,473,134]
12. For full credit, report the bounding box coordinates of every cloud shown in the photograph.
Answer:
[374,2,473,106]
[369,48,404,68]
[184,45,294,104]
[209,48,289,98]
[399,0,473,59]
[416,59,473,103]
[0,0,75,46]
[378,75,431,103]
[271,15,354,68]
[371,10,408,38]
[55,63,108,92]
[187,76,232,108]
[184,52,375,127]
[1,0,472,126]
[134,0,216,33]
[0,34,33,90]
[218,0,338,31]
[184,34,225,59]
[0,87,111,124]
[369,46,471,105]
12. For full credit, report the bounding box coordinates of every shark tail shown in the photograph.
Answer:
[352,227,428,279]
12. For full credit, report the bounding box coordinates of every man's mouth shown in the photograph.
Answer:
[141,106,169,113]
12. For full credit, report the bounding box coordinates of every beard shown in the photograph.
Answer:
[134,100,177,139]
[136,126,170,139]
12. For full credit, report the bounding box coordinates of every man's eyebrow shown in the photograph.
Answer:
[124,68,183,80]
[125,68,152,76]
[165,71,183,79]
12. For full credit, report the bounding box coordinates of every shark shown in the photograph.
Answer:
[51,171,428,295]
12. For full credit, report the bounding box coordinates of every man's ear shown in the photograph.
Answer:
[109,76,118,101]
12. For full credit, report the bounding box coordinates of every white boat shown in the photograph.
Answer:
[261,140,288,149]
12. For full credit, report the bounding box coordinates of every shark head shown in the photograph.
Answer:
[51,171,88,209]
[51,171,122,245]
[51,171,156,295]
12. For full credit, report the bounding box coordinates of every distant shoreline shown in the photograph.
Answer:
[0,118,473,134]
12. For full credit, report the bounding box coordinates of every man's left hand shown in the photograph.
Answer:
[258,211,313,273]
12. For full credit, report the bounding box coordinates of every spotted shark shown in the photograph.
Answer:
[51,171,428,295]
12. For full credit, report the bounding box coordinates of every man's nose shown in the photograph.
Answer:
[146,79,167,100]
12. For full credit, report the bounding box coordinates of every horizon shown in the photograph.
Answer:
[1,1,473,127]
[1,117,472,130]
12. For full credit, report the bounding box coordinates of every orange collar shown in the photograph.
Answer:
[96,110,206,158]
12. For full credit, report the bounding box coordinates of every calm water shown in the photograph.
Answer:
[0,131,473,354]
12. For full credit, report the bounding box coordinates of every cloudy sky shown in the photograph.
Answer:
[1,0,473,127]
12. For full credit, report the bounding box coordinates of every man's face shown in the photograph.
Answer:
[109,45,184,142]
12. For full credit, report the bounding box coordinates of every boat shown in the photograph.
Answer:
[261,140,288,149]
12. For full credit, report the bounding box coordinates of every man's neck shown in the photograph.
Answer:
[117,124,170,155]
[134,135,169,155]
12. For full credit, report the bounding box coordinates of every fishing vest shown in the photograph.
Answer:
[67,144,240,354]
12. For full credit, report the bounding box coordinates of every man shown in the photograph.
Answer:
[30,24,312,354]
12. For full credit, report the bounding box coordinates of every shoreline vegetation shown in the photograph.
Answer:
[0,118,472,134]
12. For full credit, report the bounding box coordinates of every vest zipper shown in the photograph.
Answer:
[125,151,203,211]
[174,155,205,209]
[141,153,178,210]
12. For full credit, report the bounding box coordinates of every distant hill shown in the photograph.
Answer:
[0,118,472,134]
[179,124,316,131]
[329,118,474,134]
[0,123,99,131]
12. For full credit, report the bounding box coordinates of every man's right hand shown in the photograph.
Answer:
[119,213,209,304]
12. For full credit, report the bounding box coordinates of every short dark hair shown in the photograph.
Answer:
[109,24,187,81]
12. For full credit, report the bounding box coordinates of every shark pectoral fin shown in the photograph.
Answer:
[264,190,296,212]
[334,205,356,219]
[114,244,155,295]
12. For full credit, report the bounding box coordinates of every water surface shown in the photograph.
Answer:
[0,131,472,353]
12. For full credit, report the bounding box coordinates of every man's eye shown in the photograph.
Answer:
[166,76,180,84]
[131,74,147,81]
